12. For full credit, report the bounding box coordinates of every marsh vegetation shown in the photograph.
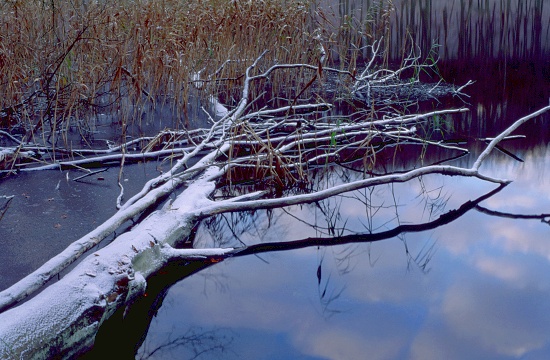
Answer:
[0,0,549,358]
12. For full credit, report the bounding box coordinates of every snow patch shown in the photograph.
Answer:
[209,95,229,117]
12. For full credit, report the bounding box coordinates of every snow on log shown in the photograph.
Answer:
[0,167,232,358]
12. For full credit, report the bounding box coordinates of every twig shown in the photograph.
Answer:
[0,195,14,222]
[116,150,126,209]
[72,168,109,182]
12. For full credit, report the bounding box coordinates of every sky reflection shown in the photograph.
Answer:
[137,0,550,357]
[138,140,550,359]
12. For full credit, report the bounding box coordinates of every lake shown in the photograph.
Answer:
[89,1,550,359]
[2,0,550,358]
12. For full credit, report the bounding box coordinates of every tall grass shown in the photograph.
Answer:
[0,0,408,150]
[0,0,330,145]
[313,0,394,71]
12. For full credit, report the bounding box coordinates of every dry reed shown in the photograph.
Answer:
[0,0,330,144]
[1,0,403,191]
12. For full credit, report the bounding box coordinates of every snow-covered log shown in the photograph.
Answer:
[0,167,232,358]
[0,43,548,358]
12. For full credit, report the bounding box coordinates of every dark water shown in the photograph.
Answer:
[1,0,550,358]
[392,0,550,61]
[0,94,213,290]
[0,162,163,290]
[130,1,550,359]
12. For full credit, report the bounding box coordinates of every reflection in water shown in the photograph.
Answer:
[390,0,550,60]
[84,156,513,358]
[87,259,236,359]
[86,1,550,358]
[137,326,234,360]
[436,59,550,147]
[137,148,550,359]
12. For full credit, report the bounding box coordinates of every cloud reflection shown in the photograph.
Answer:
[441,278,550,357]
[140,144,550,359]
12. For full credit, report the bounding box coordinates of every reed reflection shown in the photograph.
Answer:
[387,0,550,61]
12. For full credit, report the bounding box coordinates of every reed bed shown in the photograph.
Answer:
[0,0,329,145]
[0,0,420,149]
[2,0,548,148]
[312,0,394,70]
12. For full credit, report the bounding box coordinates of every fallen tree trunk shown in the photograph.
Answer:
[0,44,548,357]
[0,167,231,359]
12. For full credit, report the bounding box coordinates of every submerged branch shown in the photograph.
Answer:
[0,45,549,358]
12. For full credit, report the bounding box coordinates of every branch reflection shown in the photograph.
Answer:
[475,205,550,225]
[137,326,234,360]
[229,184,507,257]
[87,183,507,359]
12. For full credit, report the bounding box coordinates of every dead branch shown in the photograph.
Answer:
[0,49,549,358]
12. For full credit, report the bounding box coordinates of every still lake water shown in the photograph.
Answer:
[129,1,550,359]
[0,0,548,358]
[130,153,550,359]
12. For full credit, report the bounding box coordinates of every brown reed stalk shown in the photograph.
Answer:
[0,0,313,143]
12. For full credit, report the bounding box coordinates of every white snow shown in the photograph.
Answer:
[209,95,229,117]
[0,166,229,357]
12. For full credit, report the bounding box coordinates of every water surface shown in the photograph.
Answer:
[134,139,550,359]
[2,0,550,358]
[134,1,550,359]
